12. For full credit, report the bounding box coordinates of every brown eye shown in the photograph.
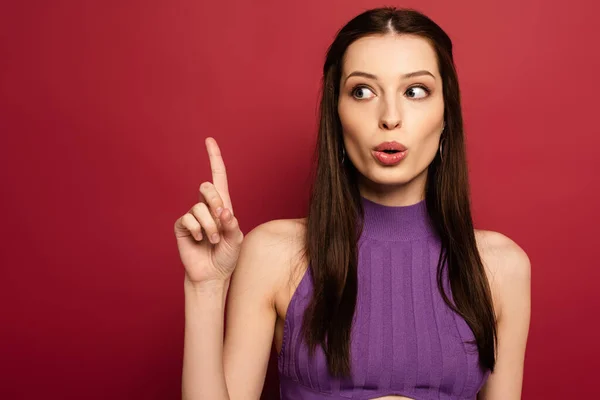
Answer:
[406,86,430,99]
[352,86,375,100]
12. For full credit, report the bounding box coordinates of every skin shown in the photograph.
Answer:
[338,34,445,207]
[178,33,531,400]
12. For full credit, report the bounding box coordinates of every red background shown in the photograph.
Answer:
[1,1,598,399]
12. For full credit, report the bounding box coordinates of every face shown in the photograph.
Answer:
[337,34,445,203]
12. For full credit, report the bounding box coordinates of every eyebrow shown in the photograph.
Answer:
[344,70,435,84]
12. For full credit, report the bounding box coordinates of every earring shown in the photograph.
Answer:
[438,122,446,161]
[439,137,445,162]
[341,147,346,164]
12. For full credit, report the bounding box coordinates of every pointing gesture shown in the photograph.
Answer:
[206,137,232,213]
[174,137,244,285]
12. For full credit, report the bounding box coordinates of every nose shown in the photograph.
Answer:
[380,117,401,130]
[379,97,402,130]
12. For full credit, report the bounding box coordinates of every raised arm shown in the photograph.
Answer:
[175,138,287,400]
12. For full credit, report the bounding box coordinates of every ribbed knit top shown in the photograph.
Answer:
[278,197,490,399]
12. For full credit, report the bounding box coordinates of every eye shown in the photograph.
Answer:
[405,85,430,99]
[351,85,376,100]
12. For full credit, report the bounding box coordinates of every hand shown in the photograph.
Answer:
[174,137,244,285]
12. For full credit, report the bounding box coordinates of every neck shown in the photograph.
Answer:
[359,196,435,241]
[357,170,428,207]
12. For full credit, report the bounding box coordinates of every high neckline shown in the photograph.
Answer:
[360,196,436,241]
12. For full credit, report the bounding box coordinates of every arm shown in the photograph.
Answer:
[477,232,532,400]
[182,278,232,400]
[223,219,300,399]
[177,137,286,400]
[182,220,292,400]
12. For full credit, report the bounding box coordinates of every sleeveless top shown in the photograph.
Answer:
[278,197,490,399]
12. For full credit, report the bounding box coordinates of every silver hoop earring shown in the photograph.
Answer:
[439,137,445,162]
[341,147,346,164]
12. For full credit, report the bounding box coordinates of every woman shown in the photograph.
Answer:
[174,7,530,400]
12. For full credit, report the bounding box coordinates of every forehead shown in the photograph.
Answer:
[341,34,440,79]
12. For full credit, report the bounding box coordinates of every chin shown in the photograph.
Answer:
[363,167,417,186]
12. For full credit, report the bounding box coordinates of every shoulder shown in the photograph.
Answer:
[474,230,531,319]
[242,218,307,258]
[233,218,308,303]
[474,230,531,280]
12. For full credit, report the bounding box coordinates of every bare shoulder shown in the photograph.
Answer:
[241,217,307,263]
[222,218,308,397]
[474,230,531,318]
[245,217,306,240]
[474,230,531,279]
[233,217,308,303]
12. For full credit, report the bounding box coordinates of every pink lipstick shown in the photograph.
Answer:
[372,141,408,166]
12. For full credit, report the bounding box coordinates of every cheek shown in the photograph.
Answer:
[338,99,374,142]
[338,99,359,131]
[411,130,442,168]
[339,103,365,152]
[406,103,444,164]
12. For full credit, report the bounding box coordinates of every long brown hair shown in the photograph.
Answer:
[302,7,497,377]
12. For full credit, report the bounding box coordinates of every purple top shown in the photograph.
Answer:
[278,197,490,399]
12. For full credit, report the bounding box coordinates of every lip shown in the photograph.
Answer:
[374,141,408,152]
[372,141,408,166]
[372,149,408,165]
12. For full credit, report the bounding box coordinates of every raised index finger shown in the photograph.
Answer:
[205,137,232,211]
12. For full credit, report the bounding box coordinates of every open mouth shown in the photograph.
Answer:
[373,141,408,165]
[372,148,408,165]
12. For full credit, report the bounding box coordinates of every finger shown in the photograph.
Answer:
[190,202,221,244]
[199,181,225,219]
[174,213,203,241]
[180,213,203,241]
[219,208,244,245]
[205,137,233,212]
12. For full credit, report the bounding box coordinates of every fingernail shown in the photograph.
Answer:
[211,233,220,243]
[216,207,223,217]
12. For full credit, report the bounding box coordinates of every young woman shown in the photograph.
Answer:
[174,7,531,400]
